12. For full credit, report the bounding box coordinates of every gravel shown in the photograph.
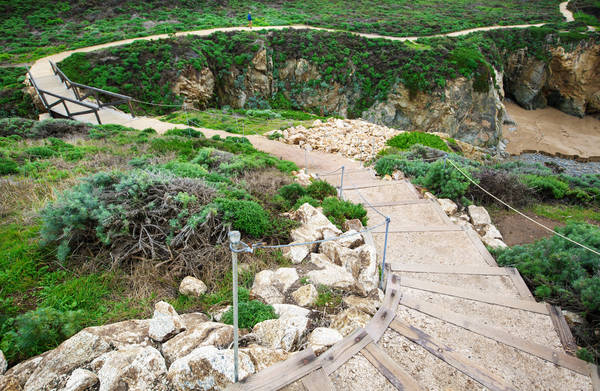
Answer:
[511,153,600,177]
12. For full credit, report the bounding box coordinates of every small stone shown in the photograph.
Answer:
[307,253,355,289]
[437,198,458,216]
[308,327,343,354]
[63,369,98,391]
[282,242,311,264]
[240,345,289,372]
[330,306,371,337]
[292,284,318,307]
[424,192,436,201]
[481,235,508,249]
[383,174,392,181]
[467,205,492,227]
[272,304,310,319]
[0,349,6,375]
[252,316,309,351]
[179,276,207,297]
[148,301,186,343]
[342,295,381,316]
[392,170,405,180]
[563,310,585,325]
[483,224,503,240]
[250,268,299,304]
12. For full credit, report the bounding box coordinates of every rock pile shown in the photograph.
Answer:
[278,118,402,161]
[424,192,508,249]
[0,204,382,391]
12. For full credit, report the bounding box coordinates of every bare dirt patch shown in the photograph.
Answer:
[488,207,565,246]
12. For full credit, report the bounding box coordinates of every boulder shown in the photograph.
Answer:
[282,242,311,264]
[306,253,355,289]
[63,369,98,391]
[335,229,364,248]
[272,304,310,319]
[162,322,234,365]
[4,352,48,388]
[307,327,343,354]
[342,295,382,316]
[0,375,21,391]
[240,345,289,372]
[86,319,153,349]
[483,224,503,240]
[23,331,111,391]
[353,244,379,295]
[342,219,363,232]
[292,284,318,307]
[252,316,309,351]
[0,349,6,375]
[467,205,492,227]
[250,268,298,304]
[290,203,342,245]
[167,346,255,390]
[437,198,458,216]
[149,301,186,343]
[481,235,508,250]
[179,276,207,297]
[330,306,371,337]
[180,312,210,327]
[93,345,167,391]
[319,240,357,266]
[172,67,215,109]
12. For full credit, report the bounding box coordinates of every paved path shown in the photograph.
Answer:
[24,2,600,389]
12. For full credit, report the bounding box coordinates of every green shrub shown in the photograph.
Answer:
[306,180,337,200]
[386,132,450,152]
[374,154,431,177]
[0,157,18,175]
[164,128,205,138]
[278,183,307,207]
[221,300,277,329]
[0,307,86,364]
[415,161,471,199]
[24,146,57,159]
[215,198,272,238]
[321,197,367,228]
[522,175,570,199]
[294,195,320,209]
[577,348,595,363]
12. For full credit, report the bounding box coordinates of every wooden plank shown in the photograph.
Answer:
[389,263,511,276]
[547,305,578,354]
[365,272,402,342]
[361,341,423,390]
[320,328,371,375]
[233,348,320,390]
[301,368,334,391]
[390,319,515,391]
[399,295,591,376]
[372,225,463,233]
[400,277,549,314]
[506,267,535,302]
[462,226,498,266]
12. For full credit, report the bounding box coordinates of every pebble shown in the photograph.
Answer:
[512,153,600,177]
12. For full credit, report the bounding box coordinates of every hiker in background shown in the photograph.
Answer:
[248,12,252,28]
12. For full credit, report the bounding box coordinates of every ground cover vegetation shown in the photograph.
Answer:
[0,67,38,119]
[56,24,598,120]
[162,107,326,135]
[0,117,367,366]
[0,0,567,64]
[374,139,600,362]
[569,0,600,27]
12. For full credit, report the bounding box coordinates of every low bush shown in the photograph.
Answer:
[294,195,320,209]
[278,183,307,207]
[0,118,90,139]
[468,168,534,207]
[0,307,86,363]
[221,300,277,329]
[414,161,472,200]
[164,128,205,138]
[321,196,368,228]
[0,156,18,175]
[214,198,272,238]
[386,132,450,152]
[306,180,337,200]
[522,175,570,199]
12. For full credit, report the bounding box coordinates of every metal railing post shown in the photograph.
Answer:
[229,231,241,383]
[339,166,345,200]
[380,216,391,289]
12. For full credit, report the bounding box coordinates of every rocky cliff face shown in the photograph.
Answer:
[504,42,600,117]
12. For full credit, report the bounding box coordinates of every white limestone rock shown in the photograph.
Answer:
[252,316,309,352]
[468,205,492,227]
[335,229,364,248]
[148,301,186,343]
[330,306,372,337]
[179,276,208,297]
[308,327,343,354]
[250,268,298,304]
[162,322,234,366]
[483,224,503,239]
[167,346,255,391]
[306,253,355,289]
[93,346,167,391]
[292,284,318,307]
[437,198,458,216]
[272,303,310,319]
[23,331,111,391]
[239,345,289,372]
[86,319,153,349]
[282,242,311,264]
[63,369,98,391]
[0,349,6,375]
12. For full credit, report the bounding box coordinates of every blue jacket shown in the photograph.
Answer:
[248,13,252,21]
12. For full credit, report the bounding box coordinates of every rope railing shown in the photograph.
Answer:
[446,159,600,257]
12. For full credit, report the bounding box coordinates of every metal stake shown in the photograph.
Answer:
[339,166,345,200]
[229,230,241,383]
[380,216,391,288]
